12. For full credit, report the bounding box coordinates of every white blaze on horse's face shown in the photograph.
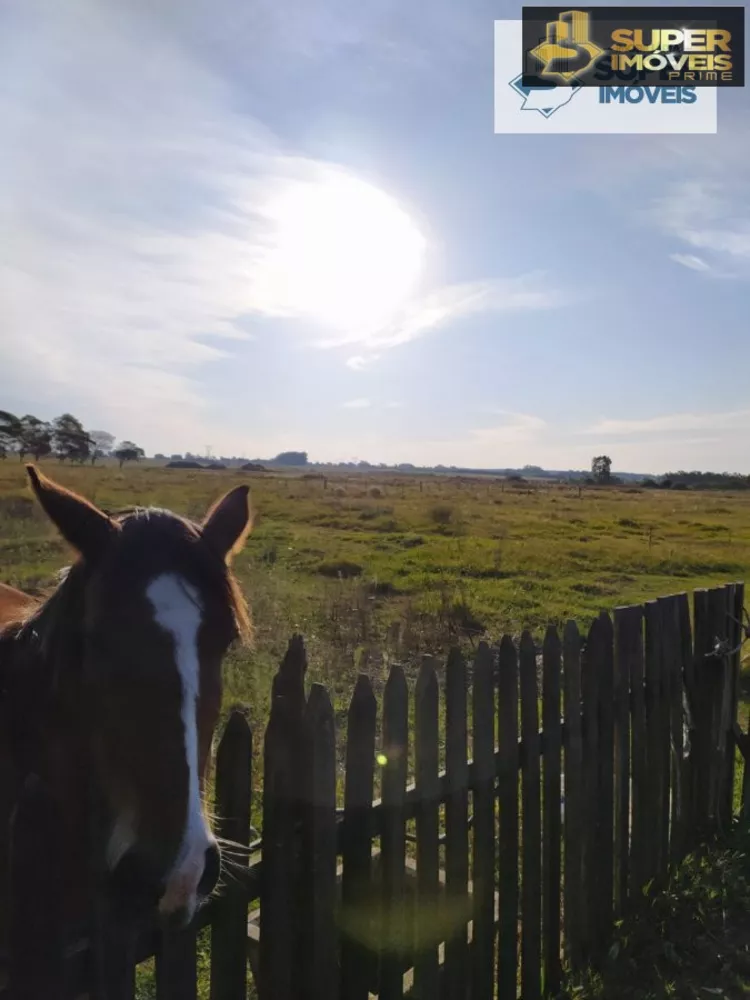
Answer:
[146,572,216,923]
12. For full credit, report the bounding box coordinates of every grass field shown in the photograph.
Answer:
[2,458,750,727]
[3,459,750,998]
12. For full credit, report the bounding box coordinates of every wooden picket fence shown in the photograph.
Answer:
[1,581,747,999]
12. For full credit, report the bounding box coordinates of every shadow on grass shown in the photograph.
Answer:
[564,821,750,999]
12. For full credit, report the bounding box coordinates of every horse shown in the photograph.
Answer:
[0,583,35,622]
[0,465,253,954]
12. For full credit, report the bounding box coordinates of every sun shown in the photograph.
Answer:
[252,170,426,336]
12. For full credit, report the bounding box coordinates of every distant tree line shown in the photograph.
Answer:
[641,470,750,491]
[0,410,144,468]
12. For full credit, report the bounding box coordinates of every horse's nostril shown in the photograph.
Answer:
[197,843,220,897]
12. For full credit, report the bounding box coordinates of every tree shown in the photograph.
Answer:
[113,441,145,468]
[89,430,115,464]
[272,451,308,466]
[0,410,21,456]
[52,413,94,463]
[591,455,612,485]
[18,415,52,461]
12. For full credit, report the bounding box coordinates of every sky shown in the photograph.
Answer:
[0,0,748,474]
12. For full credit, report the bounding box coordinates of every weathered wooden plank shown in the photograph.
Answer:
[658,601,673,881]
[8,775,66,1000]
[497,635,519,999]
[542,625,562,997]
[471,642,496,1000]
[340,675,377,1000]
[92,918,137,1000]
[643,600,664,888]
[520,631,541,1000]
[613,606,633,917]
[413,658,440,1000]
[658,596,683,868]
[259,636,308,1000]
[628,605,648,900]
[444,648,469,1000]
[156,929,197,1000]
[707,586,728,832]
[677,592,696,846]
[653,599,672,885]
[89,776,138,1000]
[596,611,615,949]
[660,596,684,867]
[380,664,409,1000]
[210,710,252,1000]
[581,618,600,958]
[562,620,583,970]
[302,684,338,1000]
[717,584,737,830]
[691,589,710,836]
[730,583,745,821]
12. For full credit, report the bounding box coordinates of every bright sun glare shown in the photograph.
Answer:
[253,172,426,335]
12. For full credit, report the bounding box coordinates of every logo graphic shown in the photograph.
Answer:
[522,6,744,87]
[529,10,605,83]
[508,73,582,117]
[495,18,718,133]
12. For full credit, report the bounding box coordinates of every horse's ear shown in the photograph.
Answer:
[26,465,116,562]
[201,485,252,563]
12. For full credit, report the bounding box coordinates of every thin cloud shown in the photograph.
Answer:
[324,272,568,354]
[586,409,750,436]
[670,253,711,273]
[346,354,381,371]
[341,398,372,409]
[650,179,750,277]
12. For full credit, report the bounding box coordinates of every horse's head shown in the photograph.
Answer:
[25,466,252,928]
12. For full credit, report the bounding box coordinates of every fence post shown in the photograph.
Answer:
[580,619,600,958]
[691,590,712,837]
[643,601,664,889]
[542,625,562,997]
[340,675,377,1000]
[8,774,65,1000]
[562,621,583,971]
[613,607,633,917]
[677,593,696,848]
[259,635,308,1000]
[626,606,648,904]
[707,586,729,833]
[520,632,541,1000]
[729,583,744,820]
[717,584,738,829]
[413,658,440,1000]
[379,664,409,1000]
[301,685,338,1000]
[471,642,496,1000]
[444,648,470,1000]
[210,709,252,1000]
[156,926,197,1000]
[596,611,615,951]
[496,637,519,999]
[659,596,685,867]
